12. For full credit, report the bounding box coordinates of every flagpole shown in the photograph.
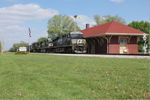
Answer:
[0,40,2,54]
[29,35,30,53]
[0,38,4,54]
[28,27,31,53]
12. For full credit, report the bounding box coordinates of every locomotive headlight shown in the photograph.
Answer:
[48,43,53,47]
[77,39,83,44]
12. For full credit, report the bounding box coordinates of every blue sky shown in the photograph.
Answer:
[0,0,149,50]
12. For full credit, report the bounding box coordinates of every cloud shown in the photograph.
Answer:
[0,4,58,24]
[110,0,124,3]
[0,4,59,50]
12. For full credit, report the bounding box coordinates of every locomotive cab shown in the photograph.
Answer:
[48,38,53,47]
[70,32,83,39]
[70,32,87,53]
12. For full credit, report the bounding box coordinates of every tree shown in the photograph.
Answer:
[9,41,29,52]
[128,21,150,52]
[94,15,126,25]
[37,37,47,42]
[47,15,80,38]
[94,15,105,25]
[0,41,2,54]
[128,21,150,34]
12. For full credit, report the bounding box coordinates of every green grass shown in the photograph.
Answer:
[0,53,149,99]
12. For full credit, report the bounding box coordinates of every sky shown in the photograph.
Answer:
[0,0,149,50]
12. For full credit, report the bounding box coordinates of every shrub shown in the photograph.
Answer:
[15,51,29,55]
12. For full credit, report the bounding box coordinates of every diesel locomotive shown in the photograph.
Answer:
[30,32,87,53]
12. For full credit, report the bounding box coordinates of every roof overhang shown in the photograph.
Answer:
[84,34,106,38]
[105,33,146,36]
[84,32,147,38]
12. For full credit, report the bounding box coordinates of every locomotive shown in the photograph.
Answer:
[30,32,87,53]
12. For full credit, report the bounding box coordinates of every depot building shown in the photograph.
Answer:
[80,21,145,54]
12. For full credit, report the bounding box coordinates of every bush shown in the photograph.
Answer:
[15,51,29,55]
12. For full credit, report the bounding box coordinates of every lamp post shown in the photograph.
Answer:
[74,15,78,32]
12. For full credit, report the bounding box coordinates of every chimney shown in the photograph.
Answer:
[86,24,90,29]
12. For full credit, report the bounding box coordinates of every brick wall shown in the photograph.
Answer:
[128,36,138,54]
[108,36,119,54]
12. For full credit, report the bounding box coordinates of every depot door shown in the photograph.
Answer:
[119,38,128,54]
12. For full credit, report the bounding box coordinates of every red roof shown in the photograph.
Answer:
[80,21,144,37]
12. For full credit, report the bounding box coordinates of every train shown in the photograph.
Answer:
[30,32,87,53]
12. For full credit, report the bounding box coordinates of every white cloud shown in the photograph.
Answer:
[0,4,58,24]
[110,0,124,3]
[0,4,59,50]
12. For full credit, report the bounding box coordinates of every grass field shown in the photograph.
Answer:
[0,53,149,99]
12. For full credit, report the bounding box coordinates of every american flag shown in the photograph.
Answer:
[28,28,31,37]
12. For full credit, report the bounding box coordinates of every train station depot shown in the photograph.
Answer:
[81,21,145,54]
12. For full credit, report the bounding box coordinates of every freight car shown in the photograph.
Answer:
[30,32,87,53]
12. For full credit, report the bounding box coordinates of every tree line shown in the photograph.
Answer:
[9,14,150,53]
